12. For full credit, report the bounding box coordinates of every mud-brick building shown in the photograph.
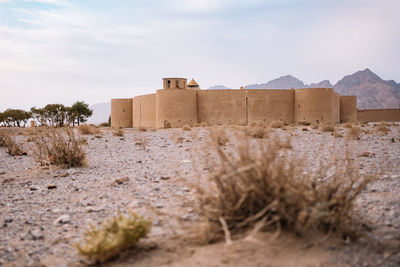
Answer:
[110,77,398,128]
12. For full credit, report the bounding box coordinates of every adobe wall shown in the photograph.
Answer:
[131,94,156,128]
[156,89,197,128]
[132,97,141,128]
[340,96,357,122]
[197,90,246,125]
[294,88,339,124]
[111,98,132,128]
[357,109,400,123]
[247,90,294,123]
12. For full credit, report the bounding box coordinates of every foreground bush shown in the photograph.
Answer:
[31,127,86,167]
[0,130,25,156]
[197,134,374,242]
[76,211,151,263]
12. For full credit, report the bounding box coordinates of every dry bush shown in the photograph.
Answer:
[209,127,229,146]
[78,124,100,135]
[334,132,343,138]
[269,120,284,129]
[302,127,308,131]
[134,135,149,150]
[348,125,361,140]
[31,127,86,167]
[311,124,319,130]
[376,126,390,134]
[98,122,110,127]
[197,135,374,243]
[359,151,374,158]
[342,122,354,129]
[322,125,335,132]
[113,128,125,137]
[245,127,270,139]
[248,121,258,127]
[298,121,311,126]
[182,124,192,131]
[4,135,25,156]
[378,121,389,127]
[0,130,7,147]
[76,211,151,263]
[138,127,147,132]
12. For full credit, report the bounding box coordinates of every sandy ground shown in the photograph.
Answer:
[0,123,399,266]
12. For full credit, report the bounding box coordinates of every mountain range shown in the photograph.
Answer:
[210,68,400,110]
[88,68,400,124]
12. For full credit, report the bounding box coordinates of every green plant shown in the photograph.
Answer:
[76,211,151,263]
[197,134,374,243]
[31,127,86,167]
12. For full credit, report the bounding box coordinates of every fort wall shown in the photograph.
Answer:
[156,89,197,128]
[294,88,339,124]
[132,97,141,128]
[111,98,132,128]
[357,109,400,123]
[247,90,294,123]
[197,90,246,125]
[340,96,357,122]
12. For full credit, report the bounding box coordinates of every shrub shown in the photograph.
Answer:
[76,211,151,263]
[31,127,86,167]
[138,127,147,132]
[343,122,354,129]
[348,125,361,140]
[245,127,270,139]
[5,136,25,156]
[197,134,374,243]
[322,125,335,132]
[302,127,308,131]
[98,122,110,127]
[269,120,284,129]
[209,127,229,146]
[298,121,311,126]
[78,124,100,135]
[113,128,125,137]
[182,125,192,131]
[376,126,389,134]
[0,130,7,147]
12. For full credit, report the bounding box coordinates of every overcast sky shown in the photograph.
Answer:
[0,0,399,110]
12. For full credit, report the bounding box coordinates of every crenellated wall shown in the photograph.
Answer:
[294,88,339,124]
[357,109,400,123]
[111,99,132,128]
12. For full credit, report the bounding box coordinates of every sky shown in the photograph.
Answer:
[0,0,399,110]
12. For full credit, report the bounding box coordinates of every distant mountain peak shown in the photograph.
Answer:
[245,74,305,89]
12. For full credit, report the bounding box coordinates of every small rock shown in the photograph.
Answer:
[111,177,129,185]
[53,214,71,225]
[0,171,6,175]
[59,173,69,178]
[47,184,57,190]
[160,176,170,180]
[29,229,44,240]
[29,185,39,191]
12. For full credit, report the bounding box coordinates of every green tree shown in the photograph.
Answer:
[69,101,93,126]
[2,109,31,127]
[44,104,68,127]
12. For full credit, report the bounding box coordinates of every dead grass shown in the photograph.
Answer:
[113,128,125,137]
[78,124,101,135]
[348,125,362,140]
[31,127,86,167]
[196,134,374,243]
[209,127,229,146]
[245,127,270,139]
[76,211,151,263]
[376,126,390,134]
[269,120,284,129]
[322,125,335,132]
[0,130,25,155]
[182,125,192,131]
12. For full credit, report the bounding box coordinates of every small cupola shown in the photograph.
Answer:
[187,79,200,89]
